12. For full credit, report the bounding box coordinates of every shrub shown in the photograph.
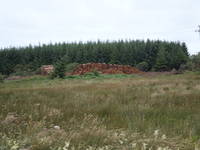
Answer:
[179,62,194,72]
[83,70,100,78]
[0,73,5,83]
[92,69,100,76]
[10,64,38,76]
[11,71,34,77]
[136,62,149,72]
[84,72,96,77]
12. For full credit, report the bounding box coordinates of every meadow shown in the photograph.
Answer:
[0,72,200,150]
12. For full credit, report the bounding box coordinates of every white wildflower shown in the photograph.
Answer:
[119,140,123,144]
[63,141,70,150]
[54,125,61,130]
[154,129,159,139]
[11,143,19,150]
[10,141,19,150]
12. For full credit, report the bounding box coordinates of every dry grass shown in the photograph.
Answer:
[0,72,200,149]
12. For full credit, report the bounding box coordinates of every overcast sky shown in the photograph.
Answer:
[0,0,199,54]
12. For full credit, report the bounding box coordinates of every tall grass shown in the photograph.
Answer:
[0,73,200,149]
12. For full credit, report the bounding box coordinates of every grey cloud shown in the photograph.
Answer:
[0,0,199,54]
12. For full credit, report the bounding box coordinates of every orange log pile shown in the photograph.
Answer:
[71,63,142,75]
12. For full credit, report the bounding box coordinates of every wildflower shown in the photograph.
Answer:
[119,140,123,144]
[154,129,159,139]
[10,141,19,150]
[63,141,70,150]
[54,125,61,130]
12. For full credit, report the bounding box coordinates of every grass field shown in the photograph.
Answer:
[0,72,200,150]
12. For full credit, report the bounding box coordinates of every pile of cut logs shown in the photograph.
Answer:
[71,63,142,75]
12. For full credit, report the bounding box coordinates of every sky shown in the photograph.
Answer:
[0,0,199,54]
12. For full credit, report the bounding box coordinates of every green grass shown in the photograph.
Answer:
[65,74,137,80]
[0,72,200,149]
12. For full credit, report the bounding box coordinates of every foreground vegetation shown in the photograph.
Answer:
[0,72,200,149]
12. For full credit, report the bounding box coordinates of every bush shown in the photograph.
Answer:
[190,53,200,71]
[11,64,37,76]
[179,62,195,72]
[50,61,66,79]
[11,71,34,77]
[0,73,5,83]
[136,62,149,72]
[83,70,100,78]
[92,69,100,76]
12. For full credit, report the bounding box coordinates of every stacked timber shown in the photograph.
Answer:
[71,63,142,75]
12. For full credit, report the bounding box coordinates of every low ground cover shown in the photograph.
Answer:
[0,72,200,149]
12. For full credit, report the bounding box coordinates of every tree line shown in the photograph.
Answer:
[0,40,189,75]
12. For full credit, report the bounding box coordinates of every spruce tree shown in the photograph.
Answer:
[51,60,66,79]
[154,48,168,71]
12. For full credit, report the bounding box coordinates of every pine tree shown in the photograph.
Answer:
[181,42,189,57]
[154,47,168,71]
[51,60,66,79]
